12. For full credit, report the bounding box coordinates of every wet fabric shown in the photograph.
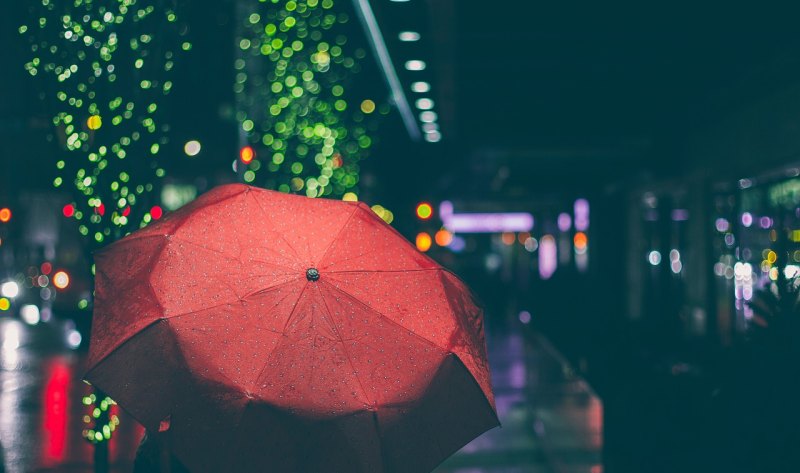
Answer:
[85,184,498,473]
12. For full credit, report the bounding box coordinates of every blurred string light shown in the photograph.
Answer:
[81,393,119,443]
[370,204,394,224]
[398,31,420,42]
[411,81,429,93]
[405,60,425,71]
[235,0,387,199]
[415,98,433,110]
[21,0,189,243]
[419,111,437,122]
[20,0,189,449]
[239,145,255,164]
[184,140,201,156]
[424,130,441,143]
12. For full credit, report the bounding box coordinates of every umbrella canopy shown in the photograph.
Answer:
[85,184,497,473]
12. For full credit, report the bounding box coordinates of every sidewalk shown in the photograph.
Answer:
[435,329,602,473]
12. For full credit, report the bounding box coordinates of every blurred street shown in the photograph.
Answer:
[1,318,600,473]
[5,0,800,471]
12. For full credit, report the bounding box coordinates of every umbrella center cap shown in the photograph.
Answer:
[306,268,320,281]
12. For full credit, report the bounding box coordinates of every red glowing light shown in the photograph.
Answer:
[62,204,75,218]
[41,262,52,275]
[41,360,71,466]
[150,205,163,220]
[122,206,131,217]
[0,208,11,223]
[240,146,255,164]
[95,203,105,216]
[332,153,343,168]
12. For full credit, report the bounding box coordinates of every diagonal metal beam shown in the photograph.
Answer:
[351,0,422,141]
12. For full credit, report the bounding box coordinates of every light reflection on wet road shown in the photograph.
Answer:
[0,319,142,473]
[1,319,600,473]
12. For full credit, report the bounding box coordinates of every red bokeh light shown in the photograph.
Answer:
[62,204,75,218]
[122,206,131,217]
[150,205,163,220]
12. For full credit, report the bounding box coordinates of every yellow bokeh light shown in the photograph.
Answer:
[0,298,9,311]
[416,232,432,252]
[767,250,777,264]
[342,192,358,202]
[87,115,102,130]
[360,99,376,114]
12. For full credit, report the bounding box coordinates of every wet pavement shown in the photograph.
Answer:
[0,318,601,473]
[435,330,602,473]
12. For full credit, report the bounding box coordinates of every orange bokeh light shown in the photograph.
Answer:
[501,232,515,245]
[53,271,70,290]
[240,146,255,164]
[434,229,453,247]
[416,232,432,252]
[574,231,588,250]
[0,208,11,223]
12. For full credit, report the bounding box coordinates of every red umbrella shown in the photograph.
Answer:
[85,184,497,473]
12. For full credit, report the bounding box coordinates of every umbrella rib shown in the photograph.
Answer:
[317,203,361,266]
[239,275,302,300]
[163,277,301,321]
[325,268,442,274]
[280,281,309,335]
[168,235,298,273]
[321,278,452,355]
[248,281,316,394]
[314,282,374,408]
[247,191,305,264]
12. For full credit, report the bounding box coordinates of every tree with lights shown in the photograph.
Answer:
[20,0,188,471]
[235,0,386,199]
